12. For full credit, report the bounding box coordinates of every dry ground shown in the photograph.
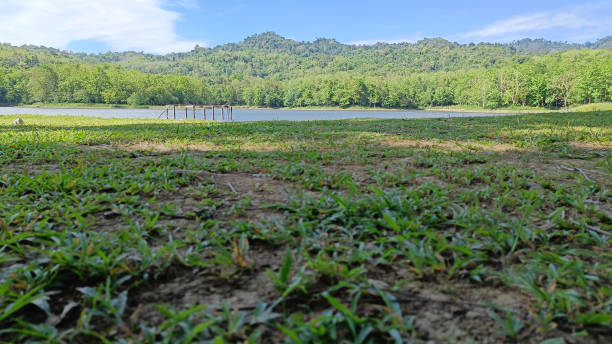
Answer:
[0,112,611,343]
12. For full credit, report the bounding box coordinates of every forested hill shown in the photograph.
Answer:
[511,36,612,53]
[0,33,610,109]
[4,32,612,78]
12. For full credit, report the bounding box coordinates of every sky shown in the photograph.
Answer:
[0,0,610,54]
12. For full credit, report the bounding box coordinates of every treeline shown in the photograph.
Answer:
[5,33,612,79]
[246,50,611,108]
[0,49,610,109]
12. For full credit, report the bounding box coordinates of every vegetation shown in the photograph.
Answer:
[1,111,611,342]
[1,33,610,109]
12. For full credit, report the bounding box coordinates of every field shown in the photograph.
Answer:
[427,103,612,114]
[0,112,611,343]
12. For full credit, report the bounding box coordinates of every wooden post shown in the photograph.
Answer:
[173,105,176,120]
[166,107,169,119]
[221,107,225,121]
[203,107,206,120]
[230,106,233,121]
[185,106,188,119]
[212,106,215,120]
[193,105,196,119]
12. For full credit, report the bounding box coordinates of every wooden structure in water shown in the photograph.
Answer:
[158,104,233,121]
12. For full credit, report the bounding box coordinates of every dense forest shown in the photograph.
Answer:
[0,33,610,108]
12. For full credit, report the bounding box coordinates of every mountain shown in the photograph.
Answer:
[3,33,610,80]
[511,37,612,54]
[589,36,612,49]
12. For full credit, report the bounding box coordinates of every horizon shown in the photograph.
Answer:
[0,0,610,54]
[4,32,611,56]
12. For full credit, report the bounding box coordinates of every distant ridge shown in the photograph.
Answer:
[1,32,611,78]
[510,37,612,53]
[5,32,611,56]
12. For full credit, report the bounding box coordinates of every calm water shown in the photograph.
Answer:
[0,107,515,122]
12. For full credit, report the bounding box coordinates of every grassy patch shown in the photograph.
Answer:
[1,111,611,343]
[569,103,612,112]
[18,103,163,109]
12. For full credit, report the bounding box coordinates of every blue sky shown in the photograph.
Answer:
[0,0,610,54]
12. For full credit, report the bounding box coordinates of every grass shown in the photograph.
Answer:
[426,104,559,114]
[15,103,163,109]
[428,102,612,114]
[569,103,612,112]
[0,111,611,343]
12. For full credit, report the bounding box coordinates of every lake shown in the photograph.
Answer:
[0,106,516,121]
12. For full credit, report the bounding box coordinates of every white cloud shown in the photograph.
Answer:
[163,0,199,10]
[466,13,587,38]
[459,2,612,42]
[0,0,204,54]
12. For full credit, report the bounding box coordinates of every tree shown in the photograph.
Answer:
[577,64,605,104]
[27,65,58,103]
[506,68,529,106]
[551,69,577,107]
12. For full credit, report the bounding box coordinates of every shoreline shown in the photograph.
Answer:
[7,103,609,113]
[4,104,558,113]
[14,104,164,110]
[424,107,559,114]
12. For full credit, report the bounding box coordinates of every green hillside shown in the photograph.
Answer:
[0,33,610,109]
[8,32,612,77]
